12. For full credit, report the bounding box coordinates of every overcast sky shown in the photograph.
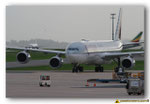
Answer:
[6,5,144,42]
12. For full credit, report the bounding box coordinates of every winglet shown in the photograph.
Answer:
[131,32,143,42]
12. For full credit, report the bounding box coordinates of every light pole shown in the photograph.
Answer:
[111,13,116,40]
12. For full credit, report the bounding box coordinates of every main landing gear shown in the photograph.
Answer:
[72,65,83,73]
[95,65,104,72]
[115,58,124,73]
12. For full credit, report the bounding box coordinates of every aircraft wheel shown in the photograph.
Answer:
[100,67,104,72]
[128,92,132,95]
[126,83,129,89]
[75,67,79,73]
[79,66,83,72]
[115,67,119,72]
[72,67,75,73]
[47,85,50,87]
[39,84,43,87]
[95,67,99,72]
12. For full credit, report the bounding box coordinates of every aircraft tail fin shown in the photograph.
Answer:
[131,32,143,42]
[114,8,122,41]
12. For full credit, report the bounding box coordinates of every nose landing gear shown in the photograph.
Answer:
[72,64,83,73]
[95,65,104,72]
[115,58,123,73]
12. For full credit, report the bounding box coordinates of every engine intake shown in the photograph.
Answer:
[49,56,63,69]
[16,51,30,64]
[121,57,135,69]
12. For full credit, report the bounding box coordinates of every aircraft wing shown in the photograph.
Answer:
[102,51,144,59]
[122,42,144,49]
[6,47,66,55]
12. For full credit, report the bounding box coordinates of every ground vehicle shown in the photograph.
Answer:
[126,78,144,95]
[39,75,51,87]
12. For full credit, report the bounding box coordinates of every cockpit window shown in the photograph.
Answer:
[68,48,79,51]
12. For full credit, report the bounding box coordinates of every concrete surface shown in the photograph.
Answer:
[6,70,144,98]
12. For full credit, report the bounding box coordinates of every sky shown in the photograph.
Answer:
[6,5,144,42]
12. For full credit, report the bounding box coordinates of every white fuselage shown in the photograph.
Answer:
[65,40,123,65]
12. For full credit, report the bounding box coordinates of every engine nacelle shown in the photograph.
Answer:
[49,56,63,69]
[121,57,135,69]
[16,51,31,64]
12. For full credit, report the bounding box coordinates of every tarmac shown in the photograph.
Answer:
[6,70,144,98]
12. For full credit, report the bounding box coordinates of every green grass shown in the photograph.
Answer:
[122,49,143,52]
[133,60,144,70]
[6,61,144,70]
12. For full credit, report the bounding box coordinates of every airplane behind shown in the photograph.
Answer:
[25,43,39,49]
[131,32,143,42]
[7,8,144,73]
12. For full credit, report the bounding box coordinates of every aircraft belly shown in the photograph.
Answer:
[66,54,88,64]
[66,53,113,65]
[86,53,112,65]
[86,54,103,64]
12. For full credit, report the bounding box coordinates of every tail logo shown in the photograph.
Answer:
[131,32,143,42]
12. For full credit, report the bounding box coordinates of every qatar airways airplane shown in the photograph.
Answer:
[7,9,144,72]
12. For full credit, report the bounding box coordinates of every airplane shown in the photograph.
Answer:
[7,9,144,73]
[122,31,143,49]
[25,43,39,49]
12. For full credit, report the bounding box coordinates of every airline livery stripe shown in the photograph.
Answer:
[132,36,142,42]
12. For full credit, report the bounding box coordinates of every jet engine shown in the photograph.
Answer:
[121,56,135,69]
[49,56,63,68]
[16,51,31,64]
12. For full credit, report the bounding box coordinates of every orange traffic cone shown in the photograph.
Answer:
[85,82,89,87]
[93,83,96,87]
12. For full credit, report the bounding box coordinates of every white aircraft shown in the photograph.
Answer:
[25,43,39,49]
[7,9,144,72]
